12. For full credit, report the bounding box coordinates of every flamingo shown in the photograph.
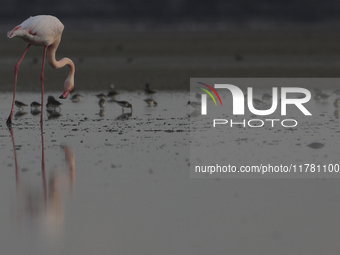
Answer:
[6,15,75,124]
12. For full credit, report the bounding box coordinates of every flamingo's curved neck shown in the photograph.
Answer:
[47,38,75,98]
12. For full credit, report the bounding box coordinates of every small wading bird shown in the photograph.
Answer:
[106,84,119,101]
[252,98,268,109]
[46,96,62,110]
[99,98,106,109]
[144,83,156,96]
[30,101,41,109]
[70,93,83,103]
[187,101,201,109]
[262,93,272,103]
[96,93,106,99]
[108,84,119,96]
[114,100,133,113]
[15,100,28,111]
[334,98,340,108]
[107,90,119,100]
[144,98,157,106]
[30,102,41,116]
[314,92,330,101]
[6,15,75,124]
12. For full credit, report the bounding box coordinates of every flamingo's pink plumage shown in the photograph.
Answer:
[7,15,75,124]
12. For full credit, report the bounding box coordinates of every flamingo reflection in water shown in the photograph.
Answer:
[8,125,75,240]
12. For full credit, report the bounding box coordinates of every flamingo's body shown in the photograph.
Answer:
[8,16,63,46]
[7,15,75,124]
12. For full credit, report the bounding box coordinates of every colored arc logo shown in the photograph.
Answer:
[196,82,223,106]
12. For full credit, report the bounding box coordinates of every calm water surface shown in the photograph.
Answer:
[1,90,340,254]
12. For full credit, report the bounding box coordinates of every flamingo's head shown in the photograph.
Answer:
[59,76,74,99]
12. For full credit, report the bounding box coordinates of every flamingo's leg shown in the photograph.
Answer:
[7,44,31,124]
[40,46,47,123]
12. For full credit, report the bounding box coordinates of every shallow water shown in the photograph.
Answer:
[1,91,192,254]
[1,90,340,254]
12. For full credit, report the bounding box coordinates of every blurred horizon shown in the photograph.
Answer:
[2,1,340,92]
[2,0,340,31]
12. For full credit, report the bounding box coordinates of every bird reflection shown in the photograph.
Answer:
[30,101,42,109]
[98,109,105,117]
[8,125,75,241]
[14,110,28,119]
[116,112,132,120]
[31,108,41,116]
[96,98,106,117]
[47,109,62,120]
[187,101,201,118]
[144,83,156,98]
[187,110,201,118]
[334,109,340,119]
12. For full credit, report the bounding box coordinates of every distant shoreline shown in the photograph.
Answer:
[1,29,340,92]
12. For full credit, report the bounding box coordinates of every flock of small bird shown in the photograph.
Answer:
[16,84,340,119]
[15,95,64,120]
[312,88,340,109]
[93,83,157,114]
[13,83,158,119]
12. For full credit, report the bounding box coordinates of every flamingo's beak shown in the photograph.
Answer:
[59,90,70,99]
